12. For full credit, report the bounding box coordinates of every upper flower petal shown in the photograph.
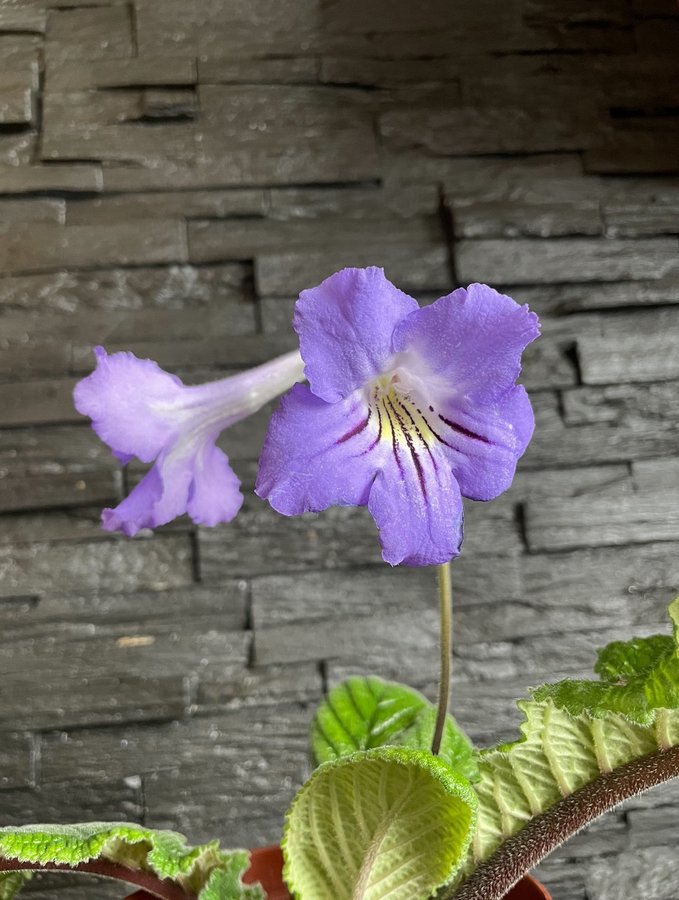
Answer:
[256,383,381,514]
[368,451,463,567]
[73,346,184,464]
[392,283,540,405]
[294,267,418,403]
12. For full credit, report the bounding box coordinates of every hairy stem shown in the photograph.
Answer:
[441,744,679,900]
[431,561,452,756]
[0,858,195,900]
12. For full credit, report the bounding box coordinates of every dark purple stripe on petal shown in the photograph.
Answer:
[438,413,492,445]
[382,403,404,477]
[361,391,383,454]
[396,398,439,473]
[387,398,427,498]
[419,409,456,451]
[336,408,371,444]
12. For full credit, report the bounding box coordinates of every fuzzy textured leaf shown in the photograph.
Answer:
[595,635,674,682]
[199,854,266,900]
[283,747,477,900]
[0,824,263,899]
[441,599,679,893]
[534,598,679,725]
[312,676,478,782]
[0,873,30,900]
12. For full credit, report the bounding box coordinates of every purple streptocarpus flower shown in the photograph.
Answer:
[74,347,304,537]
[256,267,539,567]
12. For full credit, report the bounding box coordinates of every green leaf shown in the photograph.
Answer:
[533,602,679,726]
[283,747,477,900]
[312,676,478,782]
[200,853,267,900]
[0,873,31,900]
[463,698,664,873]
[532,678,654,724]
[594,635,674,682]
[0,824,263,899]
[444,599,679,891]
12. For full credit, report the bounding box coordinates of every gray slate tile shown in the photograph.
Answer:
[0,535,193,599]
[511,278,679,313]
[0,732,33,790]
[380,106,600,156]
[451,199,603,239]
[578,334,679,384]
[198,57,319,85]
[47,57,197,91]
[0,198,65,225]
[525,492,679,552]
[586,846,679,900]
[0,163,103,195]
[0,581,248,638]
[45,6,134,62]
[65,190,267,225]
[456,238,679,285]
[0,264,254,318]
[0,379,79,428]
[0,6,46,33]
[633,458,679,493]
[0,616,252,731]
[40,703,312,785]
[0,221,187,275]
[0,779,142,827]
[0,86,33,125]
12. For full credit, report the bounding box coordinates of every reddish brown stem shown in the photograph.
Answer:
[442,745,679,900]
[0,857,196,900]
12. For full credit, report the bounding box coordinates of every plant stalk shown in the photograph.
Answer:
[442,744,679,900]
[0,858,196,900]
[431,560,453,755]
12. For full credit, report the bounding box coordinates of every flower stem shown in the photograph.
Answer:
[442,744,679,900]
[431,561,453,755]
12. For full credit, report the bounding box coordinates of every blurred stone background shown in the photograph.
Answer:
[1,0,679,897]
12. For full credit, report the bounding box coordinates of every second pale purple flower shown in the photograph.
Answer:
[256,267,540,567]
[74,347,304,536]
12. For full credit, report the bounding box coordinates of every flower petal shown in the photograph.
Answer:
[392,283,540,404]
[368,449,464,567]
[102,441,243,537]
[187,443,243,526]
[428,384,535,501]
[101,464,167,537]
[295,267,418,403]
[256,383,381,514]
[73,347,184,464]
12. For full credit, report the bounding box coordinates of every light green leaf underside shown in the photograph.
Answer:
[312,676,478,783]
[464,699,672,873]
[0,873,31,900]
[0,824,263,899]
[283,747,477,900]
[454,599,679,884]
[200,855,267,900]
